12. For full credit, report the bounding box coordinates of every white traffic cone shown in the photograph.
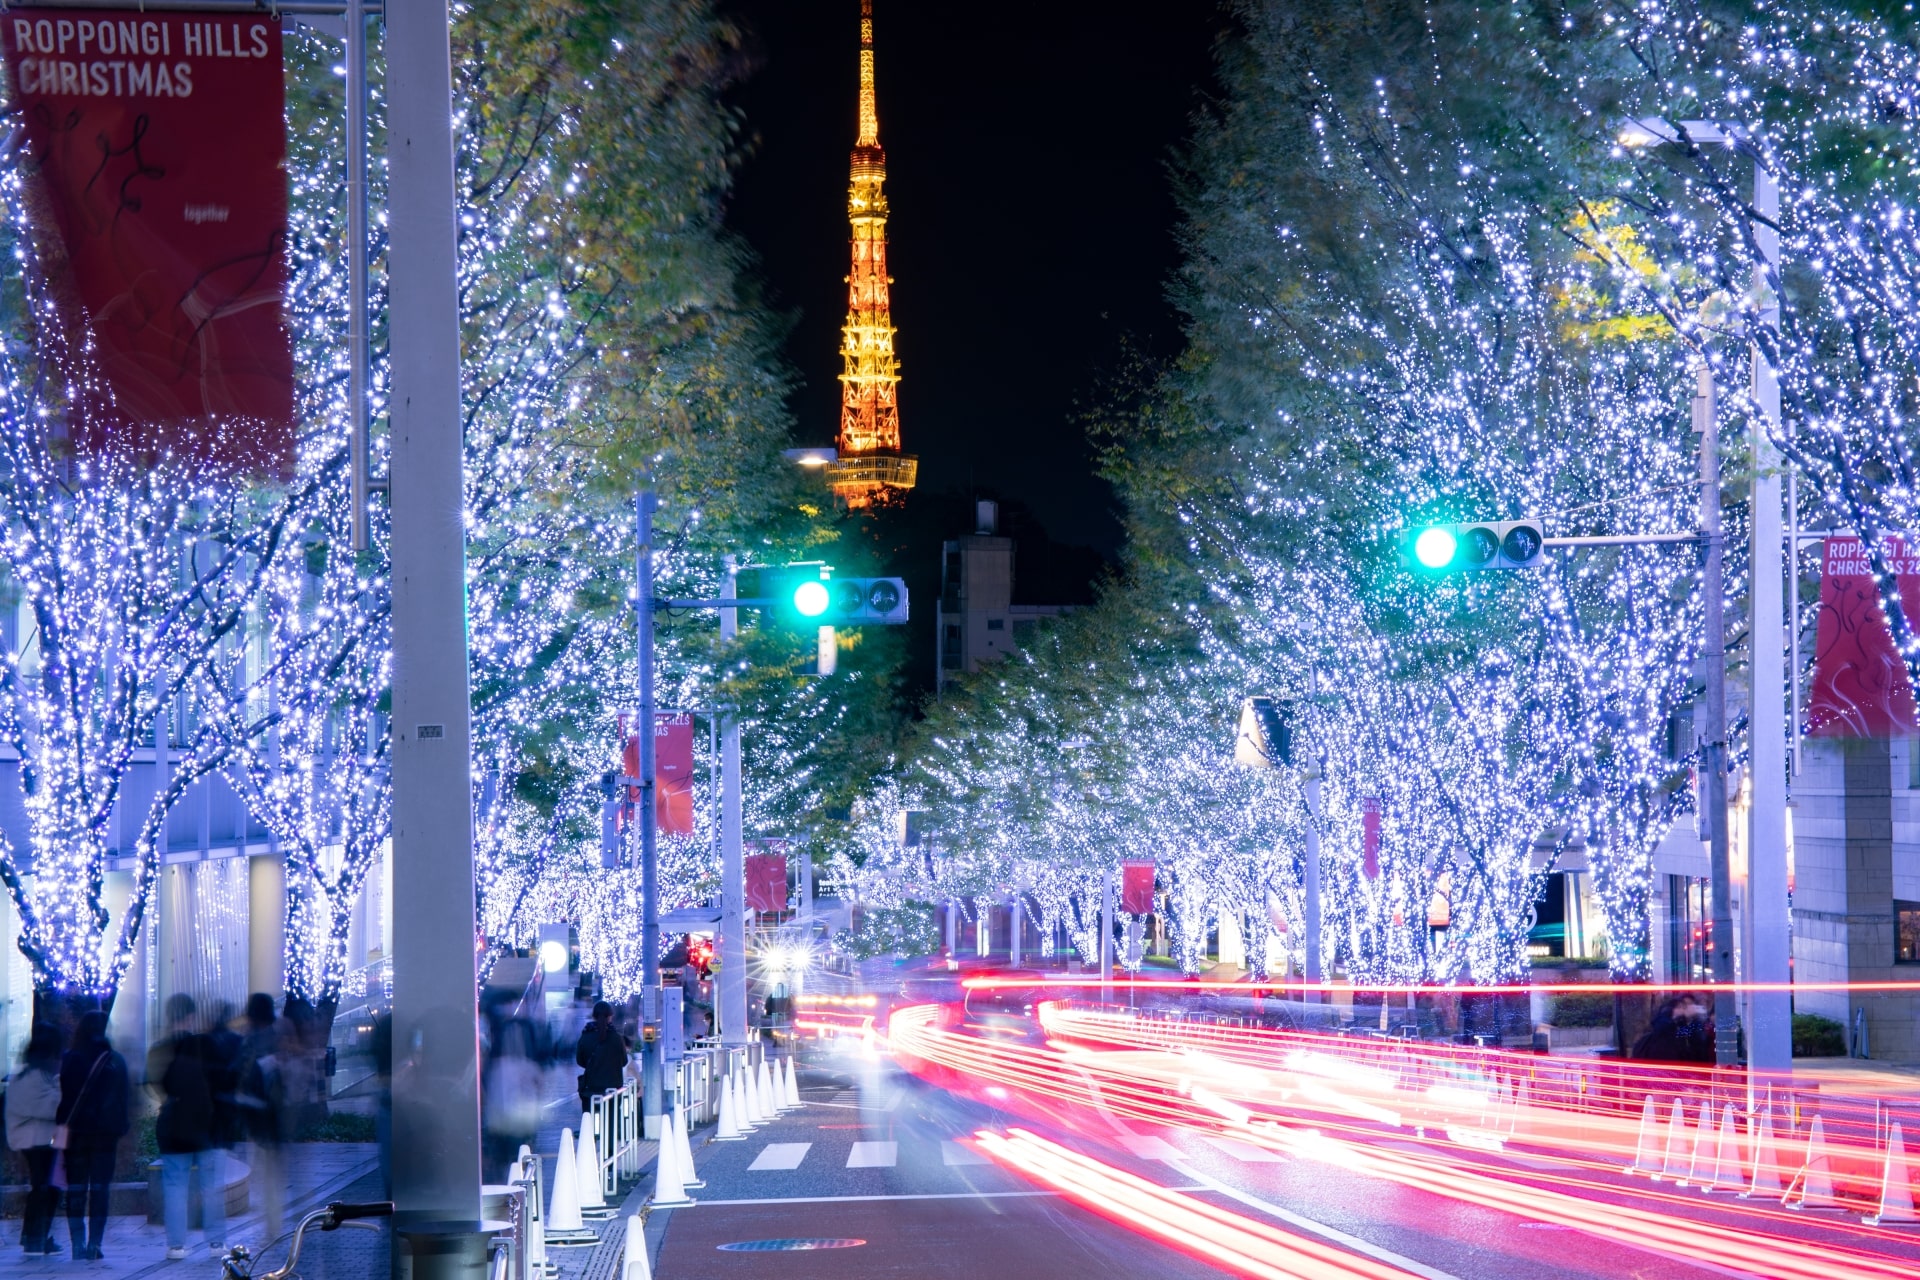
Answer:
[741,1063,763,1126]
[1657,1098,1690,1181]
[545,1129,591,1241]
[715,1073,745,1140]
[672,1099,703,1188]
[1866,1120,1920,1225]
[1744,1090,1785,1199]
[1626,1095,1660,1175]
[756,1058,777,1122]
[1788,1116,1843,1210]
[784,1055,801,1108]
[621,1214,653,1280]
[650,1110,694,1208]
[1683,1100,1716,1186]
[1697,1104,1739,1194]
[577,1113,612,1217]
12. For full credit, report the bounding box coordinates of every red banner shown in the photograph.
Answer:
[1121,861,1155,915]
[2,11,293,475]
[745,852,786,914]
[618,711,698,835]
[655,711,695,836]
[1808,536,1920,738]
[1361,798,1381,880]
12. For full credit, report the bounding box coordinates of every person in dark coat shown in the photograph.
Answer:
[148,993,226,1258]
[1631,993,1717,1065]
[55,1011,129,1261]
[6,1026,64,1255]
[236,993,289,1239]
[574,1001,628,1109]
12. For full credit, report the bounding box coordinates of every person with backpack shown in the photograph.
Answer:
[56,1011,129,1262]
[6,1026,64,1255]
[574,1001,628,1110]
[148,994,225,1260]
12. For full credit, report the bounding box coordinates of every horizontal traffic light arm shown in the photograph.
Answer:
[1543,533,1703,547]
[655,597,784,610]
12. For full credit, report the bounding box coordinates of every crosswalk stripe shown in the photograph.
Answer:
[1198,1135,1287,1163]
[748,1142,811,1171]
[847,1140,898,1168]
[941,1140,990,1166]
[1118,1135,1183,1162]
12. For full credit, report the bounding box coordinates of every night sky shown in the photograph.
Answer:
[721,0,1231,559]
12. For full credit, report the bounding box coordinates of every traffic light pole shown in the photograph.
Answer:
[719,561,749,1049]
[636,489,664,1136]
[1696,369,1740,1068]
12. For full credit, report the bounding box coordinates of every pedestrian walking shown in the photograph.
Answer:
[235,993,288,1240]
[55,1011,129,1262]
[6,1026,64,1255]
[148,993,226,1260]
[574,1001,628,1110]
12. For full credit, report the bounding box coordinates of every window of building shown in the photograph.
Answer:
[987,618,1005,631]
[1898,901,1920,964]
[941,623,962,669]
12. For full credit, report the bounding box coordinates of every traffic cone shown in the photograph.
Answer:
[1625,1095,1660,1175]
[772,1055,795,1112]
[756,1058,777,1123]
[577,1113,612,1217]
[672,1099,704,1188]
[1788,1116,1843,1210]
[1865,1120,1920,1226]
[1683,1100,1716,1187]
[715,1073,745,1140]
[650,1110,694,1208]
[1657,1098,1690,1180]
[737,1066,760,1128]
[621,1214,653,1280]
[545,1129,592,1241]
[784,1054,801,1109]
[1744,1089,1784,1199]
[1697,1104,1739,1194]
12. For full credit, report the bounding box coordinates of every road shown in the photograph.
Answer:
[641,979,1920,1279]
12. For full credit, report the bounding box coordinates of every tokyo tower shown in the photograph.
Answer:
[828,0,917,507]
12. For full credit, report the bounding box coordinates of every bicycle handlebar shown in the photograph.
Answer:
[324,1202,394,1226]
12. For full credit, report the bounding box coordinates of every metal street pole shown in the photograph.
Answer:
[718,559,749,1048]
[636,489,663,1136]
[386,0,481,1229]
[1746,157,1794,1076]
[1697,366,1739,1067]
[1304,764,1324,992]
[1100,869,1114,1003]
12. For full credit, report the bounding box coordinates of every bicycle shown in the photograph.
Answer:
[218,1201,394,1280]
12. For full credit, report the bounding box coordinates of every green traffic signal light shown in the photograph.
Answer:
[1414,526,1457,569]
[793,580,830,617]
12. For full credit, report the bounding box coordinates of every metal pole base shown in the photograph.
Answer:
[394,1218,507,1280]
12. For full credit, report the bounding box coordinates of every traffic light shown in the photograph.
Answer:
[1411,519,1545,571]
[738,563,910,626]
[820,576,909,625]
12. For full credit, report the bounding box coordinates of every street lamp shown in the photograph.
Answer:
[1620,118,1791,1075]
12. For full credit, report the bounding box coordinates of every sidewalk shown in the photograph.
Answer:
[0,1145,380,1280]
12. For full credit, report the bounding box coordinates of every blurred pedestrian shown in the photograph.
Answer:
[235,994,287,1240]
[483,1012,543,1182]
[1632,993,1716,1066]
[149,993,225,1259]
[56,1010,129,1262]
[6,1026,64,1255]
[574,1001,627,1109]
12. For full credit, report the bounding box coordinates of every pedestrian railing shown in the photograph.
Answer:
[589,1080,642,1197]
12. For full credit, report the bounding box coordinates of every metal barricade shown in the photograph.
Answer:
[589,1080,642,1198]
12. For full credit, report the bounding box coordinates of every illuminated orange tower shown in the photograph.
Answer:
[829,0,917,507]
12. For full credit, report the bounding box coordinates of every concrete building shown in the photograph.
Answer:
[935,500,1071,690]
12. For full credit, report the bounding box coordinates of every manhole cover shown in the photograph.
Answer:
[717,1238,868,1253]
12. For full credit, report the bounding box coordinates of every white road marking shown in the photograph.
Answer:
[1198,1135,1288,1164]
[1167,1159,1464,1280]
[689,1188,1208,1207]
[1117,1135,1183,1162]
[847,1140,898,1168]
[748,1142,811,1171]
[942,1140,990,1166]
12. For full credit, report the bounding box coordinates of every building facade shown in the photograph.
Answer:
[936,501,1071,690]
